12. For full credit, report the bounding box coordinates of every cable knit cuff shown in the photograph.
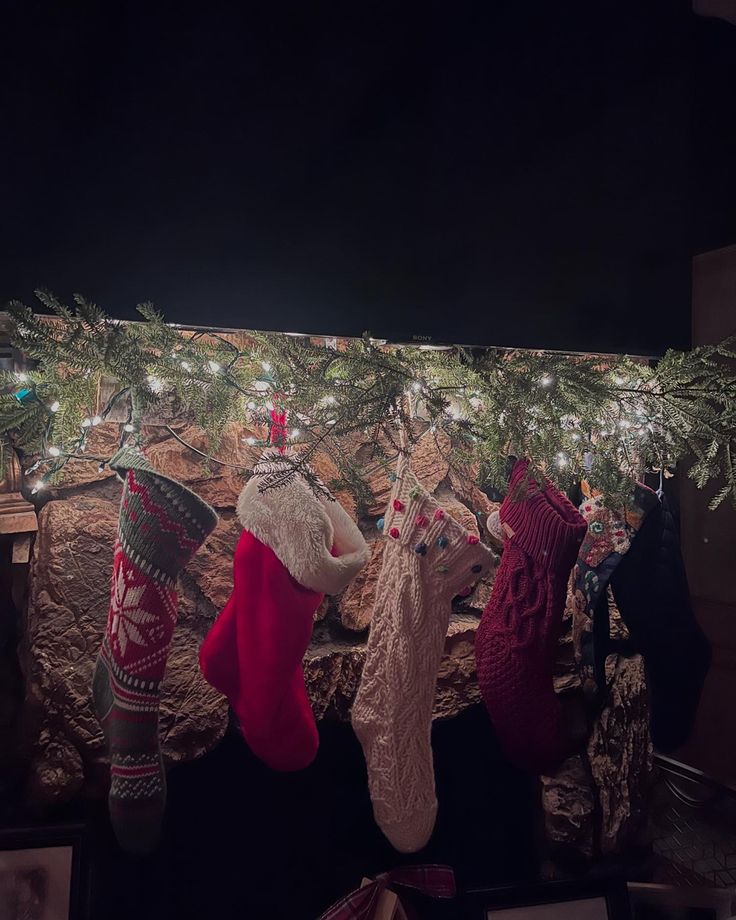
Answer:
[500,459,587,570]
[382,457,497,598]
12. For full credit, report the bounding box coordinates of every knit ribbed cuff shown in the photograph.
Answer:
[500,459,587,570]
[109,447,219,583]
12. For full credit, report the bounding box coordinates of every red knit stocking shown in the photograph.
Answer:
[200,531,324,771]
[475,460,587,773]
[199,449,368,771]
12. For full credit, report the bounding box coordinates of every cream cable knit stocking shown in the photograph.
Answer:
[352,457,496,852]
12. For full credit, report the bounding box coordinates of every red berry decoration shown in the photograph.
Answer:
[393,500,404,512]
[389,527,400,539]
[415,515,428,528]
[467,534,479,545]
[434,508,445,521]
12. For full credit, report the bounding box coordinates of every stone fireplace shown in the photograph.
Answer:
[3,412,652,915]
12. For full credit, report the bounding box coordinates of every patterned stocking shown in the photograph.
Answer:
[92,448,218,853]
[352,457,495,853]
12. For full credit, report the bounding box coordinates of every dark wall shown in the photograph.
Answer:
[1,2,724,354]
[692,12,736,258]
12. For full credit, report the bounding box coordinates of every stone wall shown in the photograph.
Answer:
[542,599,652,861]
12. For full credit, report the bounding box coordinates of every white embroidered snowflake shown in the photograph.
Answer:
[109,565,158,656]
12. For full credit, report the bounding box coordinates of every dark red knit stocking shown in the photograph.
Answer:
[475,460,587,773]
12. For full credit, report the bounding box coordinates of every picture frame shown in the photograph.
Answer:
[463,877,633,920]
[0,824,88,920]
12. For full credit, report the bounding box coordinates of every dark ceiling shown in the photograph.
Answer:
[2,1,735,353]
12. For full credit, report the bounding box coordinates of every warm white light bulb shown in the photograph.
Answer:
[247,401,256,410]
[291,429,300,439]
[91,415,103,426]
[49,400,60,413]
[124,423,135,433]
[81,418,92,428]
[48,446,61,457]
[261,361,271,373]
[412,382,421,392]
[16,372,28,382]
[571,432,580,441]
[147,375,163,393]
[31,481,45,494]
[245,437,257,446]
[208,360,221,374]
[540,374,554,388]
[181,361,191,371]
[613,374,625,385]
[324,395,336,405]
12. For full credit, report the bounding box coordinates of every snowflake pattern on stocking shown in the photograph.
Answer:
[109,556,168,663]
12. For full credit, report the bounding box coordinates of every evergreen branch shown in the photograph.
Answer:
[2,292,735,509]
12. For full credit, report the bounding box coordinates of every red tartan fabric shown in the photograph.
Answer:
[317,865,456,920]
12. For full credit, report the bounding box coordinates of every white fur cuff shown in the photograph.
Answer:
[237,450,369,595]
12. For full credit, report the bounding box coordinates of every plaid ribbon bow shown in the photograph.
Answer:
[317,865,456,920]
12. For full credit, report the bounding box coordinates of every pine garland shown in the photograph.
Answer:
[2,291,736,511]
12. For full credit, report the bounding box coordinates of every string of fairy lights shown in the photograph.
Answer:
[9,330,661,497]
[11,339,391,492]
[5,294,734,510]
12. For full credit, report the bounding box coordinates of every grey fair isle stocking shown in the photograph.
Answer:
[92,448,218,853]
[352,456,496,852]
